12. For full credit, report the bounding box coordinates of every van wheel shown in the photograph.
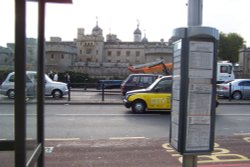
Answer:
[52,90,63,98]
[232,91,242,100]
[7,89,15,99]
[132,100,146,113]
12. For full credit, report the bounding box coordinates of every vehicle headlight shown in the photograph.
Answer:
[63,84,68,90]
[125,94,133,100]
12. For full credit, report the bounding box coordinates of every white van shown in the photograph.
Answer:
[217,61,235,83]
[0,71,68,99]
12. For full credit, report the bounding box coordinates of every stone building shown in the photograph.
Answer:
[45,37,77,73]
[1,22,173,79]
[0,38,38,71]
[71,22,172,79]
[0,46,14,70]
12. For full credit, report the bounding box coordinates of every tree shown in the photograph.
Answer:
[218,32,244,63]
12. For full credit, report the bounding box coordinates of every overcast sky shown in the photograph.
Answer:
[1,0,250,47]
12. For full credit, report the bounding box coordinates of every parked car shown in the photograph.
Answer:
[123,76,172,113]
[217,79,250,100]
[0,71,69,99]
[121,73,162,96]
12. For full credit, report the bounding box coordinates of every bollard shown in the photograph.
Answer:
[102,83,104,101]
[68,82,71,101]
[229,83,232,101]
[84,83,87,91]
[84,79,88,91]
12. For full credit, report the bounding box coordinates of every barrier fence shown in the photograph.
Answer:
[67,82,122,102]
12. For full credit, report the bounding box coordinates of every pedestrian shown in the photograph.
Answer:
[53,72,58,81]
[64,72,70,83]
[48,70,54,80]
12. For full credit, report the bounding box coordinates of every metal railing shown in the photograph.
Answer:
[66,82,122,102]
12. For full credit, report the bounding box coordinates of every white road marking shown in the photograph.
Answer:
[109,136,146,140]
[0,113,161,117]
[0,138,81,141]
[216,114,250,116]
[55,114,160,116]
[0,114,37,116]
[0,114,14,116]
[45,147,54,153]
[45,138,80,141]
[234,133,250,135]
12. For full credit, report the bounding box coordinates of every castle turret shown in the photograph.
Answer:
[141,30,148,43]
[92,18,103,36]
[133,21,141,42]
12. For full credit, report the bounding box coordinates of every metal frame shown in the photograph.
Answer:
[15,0,27,166]
[36,0,46,166]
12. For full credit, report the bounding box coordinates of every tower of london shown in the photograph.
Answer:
[1,21,173,79]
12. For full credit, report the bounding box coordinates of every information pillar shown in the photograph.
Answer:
[170,26,219,155]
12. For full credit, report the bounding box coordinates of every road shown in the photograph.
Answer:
[1,104,250,140]
[215,105,250,136]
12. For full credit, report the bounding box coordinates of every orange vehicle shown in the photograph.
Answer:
[128,60,172,75]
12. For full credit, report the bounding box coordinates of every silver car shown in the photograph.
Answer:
[0,71,68,99]
[217,79,250,100]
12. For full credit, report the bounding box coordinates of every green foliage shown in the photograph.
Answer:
[57,71,99,88]
[218,32,244,63]
[58,71,89,83]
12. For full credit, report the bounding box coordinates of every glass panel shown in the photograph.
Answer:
[0,0,15,166]
[26,1,38,162]
[0,0,15,142]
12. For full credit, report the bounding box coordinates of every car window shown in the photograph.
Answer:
[140,76,153,84]
[220,65,232,74]
[9,75,15,82]
[238,81,244,86]
[245,81,250,86]
[26,75,33,83]
[27,73,37,82]
[127,76,140,84]
[8,74,32,83]
[239,81,250,86]
[153,78,172,92]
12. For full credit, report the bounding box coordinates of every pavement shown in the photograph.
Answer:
[44,136,250,167]
[1,89,250,105]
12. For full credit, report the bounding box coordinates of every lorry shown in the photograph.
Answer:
[128,60,235,83]
[127,60,172,75]
[217,61,235,83]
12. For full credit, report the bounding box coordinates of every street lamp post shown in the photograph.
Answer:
[188,0,203,26]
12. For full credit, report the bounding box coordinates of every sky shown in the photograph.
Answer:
[1,0,250,47]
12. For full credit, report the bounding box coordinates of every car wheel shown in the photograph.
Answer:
[232,91,242,100]
[132,100,146,113]
[7,89,15,99]
[52,90,63,98]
